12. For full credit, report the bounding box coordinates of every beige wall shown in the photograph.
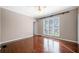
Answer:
[1,8,35,43]
[0,8,1,42]
[78,8,79,44]
[34,20,38,35]
[59,9,77,42]
[37,9,77,42]
[36,20,43,35]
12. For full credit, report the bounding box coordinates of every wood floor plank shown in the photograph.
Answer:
[0,35,78,53]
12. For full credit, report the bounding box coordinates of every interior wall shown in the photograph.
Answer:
[59,9,77,42]
[33,20,38,35]
[1,8,35,43]
[78,8,79,44]
[36,20,43,35]
[37,8,77,42]
[0,8,1,43]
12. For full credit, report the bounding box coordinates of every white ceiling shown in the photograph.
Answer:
[1,6,77,18]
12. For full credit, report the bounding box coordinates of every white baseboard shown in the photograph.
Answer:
[57,37,77,43]
[0,34,78,45]
[0,35,33,45]
[39,34,78,44]
[34,34,42,35]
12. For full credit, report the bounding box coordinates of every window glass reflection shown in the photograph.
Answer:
[44,38,60,53]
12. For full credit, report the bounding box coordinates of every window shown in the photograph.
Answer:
[43,16,60,37]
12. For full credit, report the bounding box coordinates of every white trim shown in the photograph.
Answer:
[0,35,33,44]
[35,34,42,35]
[57,37,77,43]
[41,34,78,43]
[0,34,78,45]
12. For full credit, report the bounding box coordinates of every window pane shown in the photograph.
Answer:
[43,16,60,37]
[49,19,54,36]
[45,19,49,35]
[53,16,60,36]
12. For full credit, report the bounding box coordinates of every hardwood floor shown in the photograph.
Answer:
[78,45,79,52]
[0,35,78,53]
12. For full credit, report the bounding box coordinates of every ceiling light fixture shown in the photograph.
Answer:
[36,6,46,16]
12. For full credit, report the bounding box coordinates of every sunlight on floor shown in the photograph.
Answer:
[44,38,60,53]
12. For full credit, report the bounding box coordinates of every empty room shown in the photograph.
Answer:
[0,6,79,53]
